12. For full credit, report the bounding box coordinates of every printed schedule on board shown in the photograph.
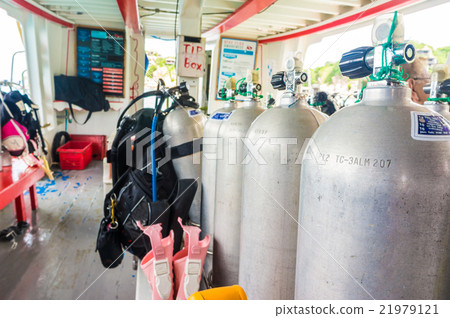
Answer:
[76,27,125,96]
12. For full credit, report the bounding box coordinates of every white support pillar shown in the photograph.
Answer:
[179,0,203,37]
[21,14,58,128]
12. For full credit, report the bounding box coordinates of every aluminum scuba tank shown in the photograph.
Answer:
[238,58,327,300]
[296,81,450,300]
[213,72,265,287]
[163,94,206,225]
[296,16,450,299]
[201,79,239,285]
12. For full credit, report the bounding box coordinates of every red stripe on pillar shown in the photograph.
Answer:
[116,0,141,33]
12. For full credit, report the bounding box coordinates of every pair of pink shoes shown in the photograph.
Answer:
[137,218,210,300]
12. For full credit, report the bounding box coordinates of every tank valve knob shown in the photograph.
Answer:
[439,79,450,96]
[271,71,286,90]
[179,81,189,94]
[239,82,247,94]
[298,72,308,84]
[219,88,227,98]
[339,46,373,79]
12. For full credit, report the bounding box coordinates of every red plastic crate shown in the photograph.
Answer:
[69,134,107,160]
[57,141,93,170]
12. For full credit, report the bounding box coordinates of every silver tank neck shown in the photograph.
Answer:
[279,93,308,109]
[242,98,261,109]
[424,101,449,114]
[224,99,238,110]
[361,81,413,106]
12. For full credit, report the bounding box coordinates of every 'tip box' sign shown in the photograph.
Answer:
[177,36,206,78]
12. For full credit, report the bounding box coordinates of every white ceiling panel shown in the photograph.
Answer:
[35,0,125,28]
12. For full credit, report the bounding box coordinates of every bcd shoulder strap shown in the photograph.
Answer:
[170,138,203,160]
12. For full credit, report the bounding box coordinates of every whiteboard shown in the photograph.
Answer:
[216,37,257,100]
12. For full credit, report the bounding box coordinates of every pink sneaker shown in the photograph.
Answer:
[137,222,174,300]
[173,218,210,300]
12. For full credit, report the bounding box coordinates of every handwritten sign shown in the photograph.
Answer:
[177,36,206,77]
[216,37,257,100]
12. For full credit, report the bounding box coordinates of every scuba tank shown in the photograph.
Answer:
[163,84,207,226]
[296,13,450,299]
[423,64,450,120]
[200,77,238,287]
[213,70,265,287]
[238,57,327,300]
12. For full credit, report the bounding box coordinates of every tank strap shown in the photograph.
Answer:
[170,138,203,160]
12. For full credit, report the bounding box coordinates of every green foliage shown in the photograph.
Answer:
[409,41,427,50]
[146,65,157,77]
[409,41,450,64]
[434,47,450,64]
[146,51,176,80]
[155,57,166,67]
[307,61,341,86]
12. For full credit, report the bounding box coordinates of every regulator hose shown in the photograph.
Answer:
[116,90,164,129]
[150,114,158,202]
[149,87,172,202]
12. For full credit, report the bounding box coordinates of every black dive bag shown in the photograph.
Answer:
[97,85,199,266]
[54,75,110,124]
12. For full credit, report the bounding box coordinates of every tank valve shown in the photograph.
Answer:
[339,12,415,80]
[424,64,450,101]
[219,77,237,100]
[270,57,308,92]
[237,69,262,99]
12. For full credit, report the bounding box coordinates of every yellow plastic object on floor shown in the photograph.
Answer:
[188,285,247,300]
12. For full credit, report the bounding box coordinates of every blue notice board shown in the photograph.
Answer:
[76,27,125,96]
[216,37,257,100]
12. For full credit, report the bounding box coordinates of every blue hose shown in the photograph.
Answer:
[150,115,158,202]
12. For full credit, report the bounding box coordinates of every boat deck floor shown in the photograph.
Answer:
[0,161,136,299]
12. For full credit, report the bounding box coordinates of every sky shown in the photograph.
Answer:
[145,36,176,57]
[0,9,26,84]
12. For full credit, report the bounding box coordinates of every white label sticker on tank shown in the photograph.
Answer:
[410,111,450,141]
[211,111,233,120]
[188,109,201,117]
